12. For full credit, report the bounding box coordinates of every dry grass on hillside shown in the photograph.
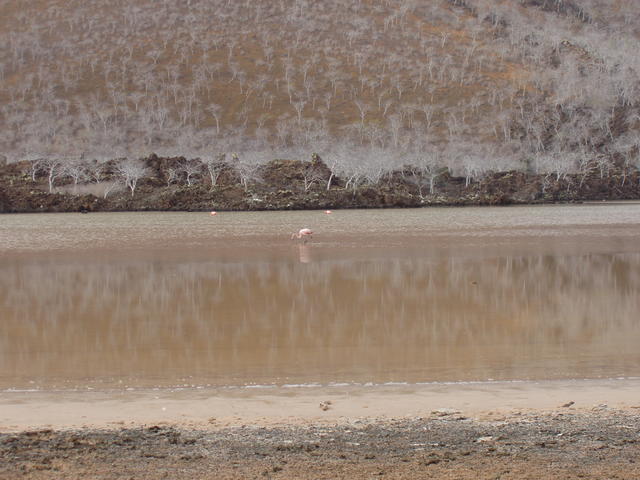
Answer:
[1,0,640,182]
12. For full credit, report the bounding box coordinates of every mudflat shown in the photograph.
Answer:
[3,411,639,480]
[1,380,639,479]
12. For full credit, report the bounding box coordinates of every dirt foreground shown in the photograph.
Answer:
[1,379,639,479]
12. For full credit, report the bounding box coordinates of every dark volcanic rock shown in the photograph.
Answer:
[1,155,639,213]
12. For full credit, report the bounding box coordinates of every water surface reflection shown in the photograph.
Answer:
[2,250,639,389]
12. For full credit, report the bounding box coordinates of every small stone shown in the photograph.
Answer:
[561,401,575,408]
[431,408,460,416]
[476,436,494,443]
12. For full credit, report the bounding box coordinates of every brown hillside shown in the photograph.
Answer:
[1,0,639,184]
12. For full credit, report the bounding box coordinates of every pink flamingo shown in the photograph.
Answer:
[291,228,313,243]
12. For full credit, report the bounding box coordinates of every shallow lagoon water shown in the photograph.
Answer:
[1,204,640,390]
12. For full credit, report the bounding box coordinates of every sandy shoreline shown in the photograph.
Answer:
[2,378,639,432]
[2,379,639,479]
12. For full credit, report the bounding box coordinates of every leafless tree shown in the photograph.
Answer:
[388,114,403,148]
[406,141,445,197]
[41,158,64,193]
[293,100,306,125]
[116,158,148,197]
[300,157,325,192]
[63,158,89,194]
[179,158,203,186]
[354,99,369,126]
[233,151,263,191]
[28,159,43,181]
[207,104,222,134]
[165,167,178,187]
[102,179,121,199]
[203,153,227,188]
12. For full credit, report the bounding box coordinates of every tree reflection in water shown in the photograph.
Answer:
[1,253,639,389]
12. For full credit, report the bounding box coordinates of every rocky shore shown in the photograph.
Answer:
[1,155,639,213]
[2,409,638,479]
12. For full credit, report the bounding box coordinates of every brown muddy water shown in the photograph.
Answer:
[1,205,640,391]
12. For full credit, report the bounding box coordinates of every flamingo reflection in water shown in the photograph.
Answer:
[298,244,312,264]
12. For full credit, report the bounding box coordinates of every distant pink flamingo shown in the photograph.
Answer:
[291,228,313,243]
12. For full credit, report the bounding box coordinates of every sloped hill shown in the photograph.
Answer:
[1,0,640,187]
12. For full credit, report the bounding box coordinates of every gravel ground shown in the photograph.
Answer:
[1,409,639,479]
